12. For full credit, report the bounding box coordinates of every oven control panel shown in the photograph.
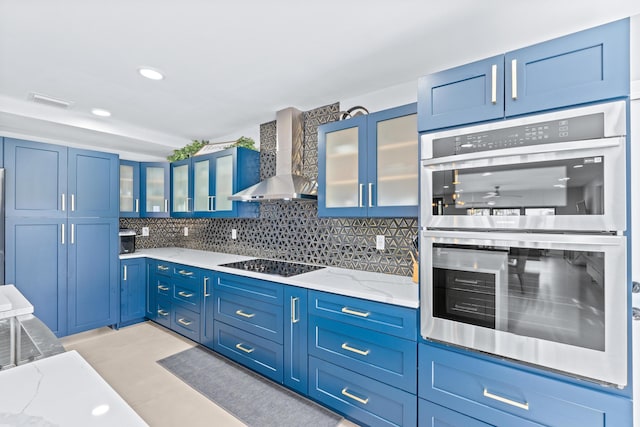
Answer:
[432,113,604,158]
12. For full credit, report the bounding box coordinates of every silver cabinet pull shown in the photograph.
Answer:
[235,343,254,354]
[157,265,169,271]
[164,199,168,213]
[341,307,370,318]
[203,277,210,297]
[61,223,65,245]
[454,278,479,285]
[61,193,66,211]
[135,199,139,213]
[70,223,75,244]
[341,387,369,405]
[235,309,255,318]
[368,183,373,207]
[158,309,169,316]
[511,59,518,100]
[158,285,169,291]
[178,291,194,298]
[177,318,192,326]
[483,388,529,410]
[341,343,370,356]
[491,64,498,104]
[291,297,300,323]
[358,184,364,208]
[178,270,194,276]
[71,193,75,212]
[209,195,216,212]
[123,265,128,281]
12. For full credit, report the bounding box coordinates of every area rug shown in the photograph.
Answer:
[157,346,342,427]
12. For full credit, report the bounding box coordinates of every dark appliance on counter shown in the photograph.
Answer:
[119,229,136,254]
[419,100,629,387]
[219,258,325,277]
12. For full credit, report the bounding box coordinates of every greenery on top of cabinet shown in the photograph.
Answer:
[167,136,257,162]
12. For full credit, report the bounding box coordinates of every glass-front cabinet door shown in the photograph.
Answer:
[318,115,367,217]
[120,160,140,217]
[367,103,418,217]
[193,157,211,214]
[214,153,234,213]
[140,162,169,218]
[170,159,191,217]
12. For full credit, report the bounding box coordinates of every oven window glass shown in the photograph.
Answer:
[432,244,605,351]
[432,156,604,216]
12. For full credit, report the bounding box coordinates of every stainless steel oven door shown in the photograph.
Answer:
[421,136,626,232]
[420,230,627,387]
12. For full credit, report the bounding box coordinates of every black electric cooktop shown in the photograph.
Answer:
[219,258,325,277]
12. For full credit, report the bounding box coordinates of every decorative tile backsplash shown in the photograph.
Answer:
[120,102,419,277]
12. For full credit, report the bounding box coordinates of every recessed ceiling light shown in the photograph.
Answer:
[91,108,111,117]
[138,67,164,80]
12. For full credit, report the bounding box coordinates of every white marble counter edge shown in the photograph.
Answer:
[121,248,419,308]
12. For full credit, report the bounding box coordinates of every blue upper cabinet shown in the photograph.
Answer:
[318,103,418,217]
[505,18,629,117]
[418,18,630,132]
[4,138,68,218]
[171,147,260,219]
[120,160,141,218]
[418,55,505,132]
[68,148,119,218]
[140,162,170,218]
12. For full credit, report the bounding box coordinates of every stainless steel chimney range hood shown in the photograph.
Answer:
[229,107,317,202]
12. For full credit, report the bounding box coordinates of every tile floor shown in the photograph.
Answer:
[61,321,356,427]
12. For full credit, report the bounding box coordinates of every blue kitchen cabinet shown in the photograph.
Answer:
[119,258,146,327]
[318,103,418,218]
[284,286,308,394]
[200,270,214,349]
[4,138,67,218]
[120,160,141,217]
[67,148,119,218]
[67,218,119,335]
[0,137,4,167]
[5,218,68,337]
[418,18,630,131]
[140,162,170,218]
[418,400,494,427]
[418,343,633,427]
[171,147,260,219]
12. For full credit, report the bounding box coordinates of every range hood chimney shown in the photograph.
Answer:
[229,107,317,201]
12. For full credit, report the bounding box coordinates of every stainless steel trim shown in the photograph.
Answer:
[420,230,628,386]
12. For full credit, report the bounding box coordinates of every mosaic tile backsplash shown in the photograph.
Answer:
[120,103,419,277]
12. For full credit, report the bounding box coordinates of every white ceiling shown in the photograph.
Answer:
[1,1,639,161]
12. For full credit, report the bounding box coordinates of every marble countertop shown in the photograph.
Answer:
[121,248,419,308]
[0,350,147,426]
[0,285,34,320]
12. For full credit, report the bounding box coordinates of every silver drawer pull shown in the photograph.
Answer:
[178,270,194,276]
[483,389,529,410]
[178,291,194,298]
[341,387,369,405]
[341,343,370,356]
[235,343,254,354]
[235,309,256,318]
[158,309,169,316]
[454,278,479,285]
[177,318,192,326]
[341,307,370,318]
[158,285,169,291]
[158,265,169,271]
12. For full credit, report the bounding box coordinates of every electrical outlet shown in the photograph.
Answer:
[231,229,237,240]
[376,235,385,250]
[183,227,189,237]
[141,227,149,237]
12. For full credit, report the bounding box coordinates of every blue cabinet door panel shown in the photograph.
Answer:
[200,272,214,349]
[213,272,283,305]
[418,55,505,131]
[309,356,417,427]
[4,138,67,218]
[418,400,494,427]
[5,218,67,337]
[505,18,630,117]
[309,316,417,393]
[284,286,308,394]
[68,148,119,218]
[67,218,119,335]
[120,258,146,325]
[172,306,201,341]
[214,291,283,344]
[419,344,632,427]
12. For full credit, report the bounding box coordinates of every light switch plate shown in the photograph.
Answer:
[231,229,237,239]
[183,227,189,237]
[141,227,149,237]
[376,235,385,250]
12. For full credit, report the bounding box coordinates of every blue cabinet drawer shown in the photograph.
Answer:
[419,399,495,427]
[309,356,417,427]
[214,291,283,344]
[171,264,202,281]
[309,316,416,393]
[419,344,632,427]
[213,272,283,305]
[214,321,283,383]
[153,261,172,277]
[308,290,417,340]
[155,297,171,328]
[172,306,200,342]
[172,278,202,313]
[152,275,171,298]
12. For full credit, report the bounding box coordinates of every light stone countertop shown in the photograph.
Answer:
[121,248,419,308]
[0,285,34,320]
[0,350,148,426]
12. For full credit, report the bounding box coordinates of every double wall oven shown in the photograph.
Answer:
[419,100,629,387]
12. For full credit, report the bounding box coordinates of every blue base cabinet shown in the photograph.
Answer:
[418,18,630,131]
[418,343,632,427]
[284,286,308,394]
[119,258,147,327]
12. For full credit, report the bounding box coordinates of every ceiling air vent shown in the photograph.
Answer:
[28,92,73,109]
